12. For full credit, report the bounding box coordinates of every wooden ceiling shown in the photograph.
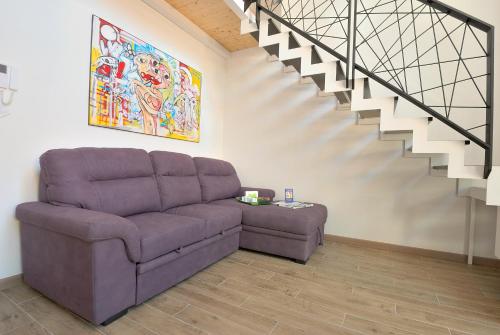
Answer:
[163,0,257,52]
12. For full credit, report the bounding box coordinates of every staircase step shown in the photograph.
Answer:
[467,187,487,201]
[433,165,448,170]
[317,90,351,106]
[379,130,412,141]
[267,55,280,62]
[457,179,487,198]
[309,73,326,91]
[263,43,280,58]
[318,91,336,97]
[282,58,301,73]
[250,31,259,41]
[318,89,350,105]
[404,145,441,159]
[429,164,448,177]
[300,77,315,85]
[426,157,481,180]
[337,103,351,112]
[358,117,380,125]
[240,16,258,35]
[311,46,323,64]
[267,19,281,36]
[288,33,301,49]
[357,110,380,125]
[338,91,351,105]
[283,65,296,73]
[403,138,442,159]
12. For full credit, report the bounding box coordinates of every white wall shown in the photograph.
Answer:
[0,0,227,279]
[224,47,497,257]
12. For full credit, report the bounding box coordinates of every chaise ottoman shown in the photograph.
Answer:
[193,157,328,264]
[212,198,327,263]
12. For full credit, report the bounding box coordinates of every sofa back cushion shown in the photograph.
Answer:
[40,148,161,217]
[193,157,241,202]
[150,151,202,210]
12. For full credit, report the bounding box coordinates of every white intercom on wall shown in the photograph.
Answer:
[0,63,17,106]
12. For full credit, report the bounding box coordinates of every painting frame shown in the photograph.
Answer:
[87,15,202,142]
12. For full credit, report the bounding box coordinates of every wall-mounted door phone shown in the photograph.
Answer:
[0,63,18,106]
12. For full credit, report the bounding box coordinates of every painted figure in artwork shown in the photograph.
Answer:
[178,66,200,133]
[88,16,202,142]
[132,54,172,135]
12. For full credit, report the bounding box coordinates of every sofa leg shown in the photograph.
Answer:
[293,259,307,265]
[101,309,128,326]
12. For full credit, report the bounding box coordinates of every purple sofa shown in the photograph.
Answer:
[16,148,326,325]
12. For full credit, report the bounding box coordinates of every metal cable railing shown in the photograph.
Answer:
[246,0,494,178]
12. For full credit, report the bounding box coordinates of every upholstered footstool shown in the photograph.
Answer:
[211,199,327,263]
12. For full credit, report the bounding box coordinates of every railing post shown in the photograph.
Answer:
[349,0,358,90]
[485,26,495,178]
[256,0,261,29]
[346,0,352,89]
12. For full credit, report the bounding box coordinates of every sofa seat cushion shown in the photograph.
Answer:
[166,204,242,239]
[210,199,327,236]
[127,212,206,263]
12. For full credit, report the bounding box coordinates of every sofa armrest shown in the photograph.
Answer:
[240,187,275,200]
[16,202,140,262]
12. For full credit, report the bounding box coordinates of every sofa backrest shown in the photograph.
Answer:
[150,151,202,210]
[193,157,241,202]
[39,148,161,217]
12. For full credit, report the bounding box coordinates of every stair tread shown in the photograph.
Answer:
[432,165,448,170]
[358,110,380,119]
[381,130,412,134]
[433,164,483,168]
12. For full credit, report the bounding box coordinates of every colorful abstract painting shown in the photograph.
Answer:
[88,16,202,142]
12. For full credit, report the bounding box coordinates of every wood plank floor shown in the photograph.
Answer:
[2,240,500,334]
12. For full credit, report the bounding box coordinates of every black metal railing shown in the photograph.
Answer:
[246,0,494,178]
